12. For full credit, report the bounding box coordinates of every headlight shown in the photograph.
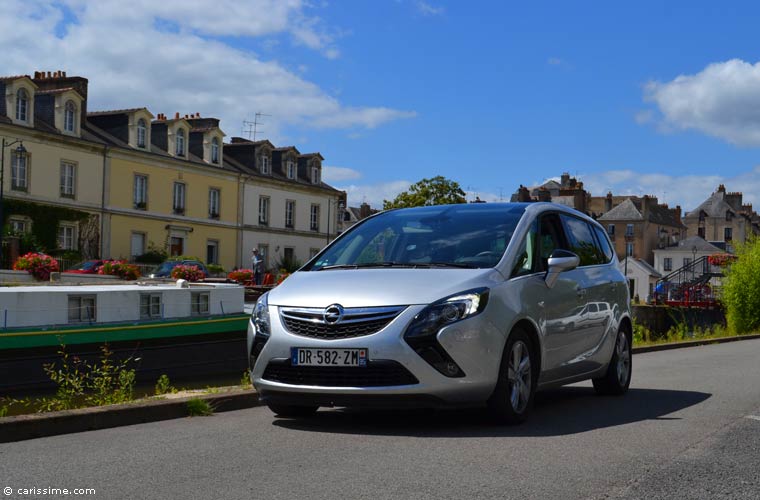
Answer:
[252,292,270,337]
[249,292,271,367]
[405,288,489,339]
[403,287,489,378]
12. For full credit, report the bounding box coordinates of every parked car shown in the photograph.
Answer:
[247,202,632,424]
[66,259,109,274]
[149,260,209,278]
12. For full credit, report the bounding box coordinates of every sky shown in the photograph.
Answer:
[3,0,760,212]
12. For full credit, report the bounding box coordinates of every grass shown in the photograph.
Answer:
[632,321,740,347]
[186,398,214,417]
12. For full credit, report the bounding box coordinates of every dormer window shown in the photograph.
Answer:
[287,160,295,179]
[261,155,270,174]
[137,119,147,148]
[211,137,220,164]
[176,128,185,156]
[16,88,29,122]
[64,100,76,132]
[311,166,320,184]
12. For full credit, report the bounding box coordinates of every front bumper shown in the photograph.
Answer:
[249,304,504,406]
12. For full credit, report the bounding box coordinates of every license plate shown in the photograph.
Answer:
[291,347,367,367]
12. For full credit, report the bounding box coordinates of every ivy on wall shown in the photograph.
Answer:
[1,199,91,252]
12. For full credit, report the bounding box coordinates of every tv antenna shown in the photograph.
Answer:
[243,112,271,140]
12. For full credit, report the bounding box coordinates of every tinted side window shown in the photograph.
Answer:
[538,213,566,271]
[560,214,603,266]
[593,225,614,263]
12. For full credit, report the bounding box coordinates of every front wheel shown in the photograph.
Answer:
[267,404,319,418]
[487,329,537,425]
[593,326,632,395]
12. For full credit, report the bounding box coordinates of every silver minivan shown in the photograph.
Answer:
[247,202,632,424]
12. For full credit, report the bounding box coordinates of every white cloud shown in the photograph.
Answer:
[644,59,760,146]
[0,0,415,142]
[334,180,413,209]
[580,168,760,212]
[322,165,362,182]
[416,1,445,16]
[547,57,562,66]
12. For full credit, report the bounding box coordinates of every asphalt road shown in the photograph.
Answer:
[2,340,760,500]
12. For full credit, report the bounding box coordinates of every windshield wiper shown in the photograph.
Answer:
[317,261,477,270]
[416,262,478,269]
[317,262,409,270]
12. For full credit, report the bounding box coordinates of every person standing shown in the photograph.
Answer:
[251,248,263,286]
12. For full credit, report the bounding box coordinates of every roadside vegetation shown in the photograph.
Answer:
[721,237,760,334]
[632,320,735,347]
[0,344,252,418]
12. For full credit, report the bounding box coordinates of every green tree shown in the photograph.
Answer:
[722,237,760,334]
[383,176,467,209]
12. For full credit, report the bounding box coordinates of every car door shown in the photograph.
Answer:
[532,212,592,383]
[556,214,611,374]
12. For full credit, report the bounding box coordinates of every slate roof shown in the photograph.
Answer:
[88,108,147,116]
[684,190,735,219]
[0,75,30,82]
[656,236,724,253]
[598,197,684,227]
[635,258,661,278]
[598,199,644,221]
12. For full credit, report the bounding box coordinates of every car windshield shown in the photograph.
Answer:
[308,204,526,271]
[155,262,179,273]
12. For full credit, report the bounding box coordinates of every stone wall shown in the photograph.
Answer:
[632,305,726,335]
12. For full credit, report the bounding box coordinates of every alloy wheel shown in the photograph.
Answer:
[616,331,631,386]
[507,340,532,413]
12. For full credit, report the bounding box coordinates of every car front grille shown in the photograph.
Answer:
[280,305,406,340]
[262,359,419,387]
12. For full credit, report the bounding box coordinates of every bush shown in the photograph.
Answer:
[227,269,253,284]
[13,252,60,280]
[171,264,204,282]
[207,264,225,276]
[134,242,167,264]
[98,260,141,280]
[722,238,760,334]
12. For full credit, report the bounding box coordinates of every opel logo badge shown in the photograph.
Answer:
[323,304,344,324]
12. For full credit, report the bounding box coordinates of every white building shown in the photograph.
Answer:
[224,138,345,272]
[618,257,661,304]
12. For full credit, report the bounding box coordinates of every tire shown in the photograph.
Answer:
[487,329,537,425]
[267,404,319,418]
[593,325,632,395]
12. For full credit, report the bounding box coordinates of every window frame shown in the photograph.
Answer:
[208,188,220,219]
[139,293,162,319]
[311,166,320,184]
[137,119,147,148]
[191,292,210,316]
[206,239,219,265]
[133,174,148,209]
[60,160,77,198]
[258,196,270,225]
[11,151,29,191]
[176,128,185,156]
[663,257,672,272]
[64,100,76,132]
[285,199,296,228]
[211,137,220,164]
[724,227,733,241]
[260,155,270,174]
[68,295,96,324]
[58,224,77,250]
[173,182,186,215]
[310,204,320,231]
[287,160,296,179]
[16,88,28,122]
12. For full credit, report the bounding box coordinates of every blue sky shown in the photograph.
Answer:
[4,1,760,210]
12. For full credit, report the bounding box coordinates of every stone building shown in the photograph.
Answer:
[682,185,760,253]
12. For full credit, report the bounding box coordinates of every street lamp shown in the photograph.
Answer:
[0,138,27,266]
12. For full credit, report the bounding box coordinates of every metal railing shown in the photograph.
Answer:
[654,256,724,307]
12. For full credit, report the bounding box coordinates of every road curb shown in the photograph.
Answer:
[0,389,262,444]
[2,334,759,443]
[632,333,760,354]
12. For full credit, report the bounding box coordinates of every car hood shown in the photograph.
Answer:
[266,268,505,308]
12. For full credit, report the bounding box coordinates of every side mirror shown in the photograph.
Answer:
[545,249,580,288]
